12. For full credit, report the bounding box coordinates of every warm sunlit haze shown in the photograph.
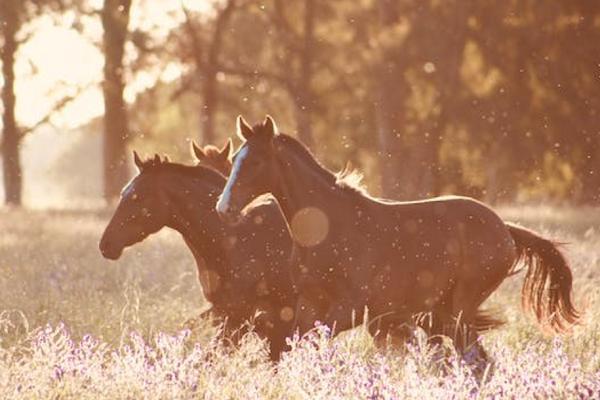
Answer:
[6,0,209,206]
[15,0,207,128]
[1,1,599,399]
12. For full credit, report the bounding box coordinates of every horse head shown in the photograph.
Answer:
[216,115,281,225]
[192,138,233,176]
[99,152,171,260]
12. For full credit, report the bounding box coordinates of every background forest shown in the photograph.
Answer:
[2,0,599,207]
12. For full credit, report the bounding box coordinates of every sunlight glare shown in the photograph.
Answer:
[16,22,103,128]
[13,1,212,131]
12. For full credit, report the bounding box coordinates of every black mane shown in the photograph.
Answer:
[140,160,226,187]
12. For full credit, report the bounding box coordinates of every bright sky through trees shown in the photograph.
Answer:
[9,0,210,129]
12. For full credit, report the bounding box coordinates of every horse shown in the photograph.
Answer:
[215,115,580,358]
[194,139,342,336]
[99,151,299,360]
[192,138,233,176]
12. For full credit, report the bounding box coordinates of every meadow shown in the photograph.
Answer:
[1,206,599,399]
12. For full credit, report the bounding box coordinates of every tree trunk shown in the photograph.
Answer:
[101,0,132,202]
[0,0,22,206]
[200,70,217,145]
[375,0,407,199]
[579,132,600,203]
[295,99,313,149]
[295,0,315,149]
[410,120,440,198]
[197,0,238,144]
[375,69,405,199]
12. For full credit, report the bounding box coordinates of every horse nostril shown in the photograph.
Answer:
[99,237,122,260]
[99,238,109,252]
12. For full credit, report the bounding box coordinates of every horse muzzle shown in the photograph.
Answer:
[216,199,243,226]
[99,238,124,260]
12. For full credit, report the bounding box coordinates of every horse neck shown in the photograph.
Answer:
[273,141,361,223]
[159,172,228,268]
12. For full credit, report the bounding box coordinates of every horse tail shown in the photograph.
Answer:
[506,222,580,332]
[473,309,504,332]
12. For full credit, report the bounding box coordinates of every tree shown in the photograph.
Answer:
[465,0,600,202]
[209,0,323,149]
[261,0,318,149]
[127,0,600,203]
[281,0,317,149]
[374,0,408,199]
[0,0,76,206]
[101,0,132,201]
[180,0,240,145]
[0,0,21,205]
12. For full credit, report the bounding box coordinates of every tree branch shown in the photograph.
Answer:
[216,62,297,94]
[170,73,198,101]
[270,0,302,52]
[181,0,205,69]
[15,31,34,47]
[20,84,90,138]
[207,0,238,67]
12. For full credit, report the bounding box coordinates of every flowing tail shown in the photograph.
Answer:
[506,223,580,332]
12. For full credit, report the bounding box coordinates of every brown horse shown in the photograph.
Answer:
[99,152,298,360]
[192,139,233,176]
[193,139,337,337]
[216,115,580,356]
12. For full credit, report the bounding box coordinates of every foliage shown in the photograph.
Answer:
[2,321,599,399]
[121,0,600,202]
[4,1,599,204]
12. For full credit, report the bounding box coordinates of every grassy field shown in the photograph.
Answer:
[1,206,599,399]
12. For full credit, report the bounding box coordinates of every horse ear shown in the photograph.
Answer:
[163,154,171,163]
[133,150,144,171]
[237,115,254,141]
[219,138,232,160]
[191,141,206,161]
[153,154,161,164]
[263,115,279,136]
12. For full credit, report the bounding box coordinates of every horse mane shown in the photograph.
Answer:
[138,154,225,187]
[274,134,369,196]
[335,164,368,195]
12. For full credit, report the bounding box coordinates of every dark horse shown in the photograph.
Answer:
[99,151,298,360]
[216,115,580,356]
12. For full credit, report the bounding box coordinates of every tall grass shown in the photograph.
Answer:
[1,207,599,399]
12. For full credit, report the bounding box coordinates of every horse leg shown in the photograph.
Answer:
[267,326,291,362]
[322,297,361,334]
[457,327,494,382]
[416,307,458,364]
[369,319,413,350]
[448,279,499,375]
[294,282,365,339]
[293,294,327,335]
[183,308,222,332]
[414,289,457,344]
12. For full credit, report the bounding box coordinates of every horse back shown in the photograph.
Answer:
[376,195,507,229]
[368,195,514,271]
